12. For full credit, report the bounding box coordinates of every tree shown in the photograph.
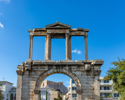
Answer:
[104,58,125,100]
[0,89,4,100]
[100,97,103,100]
[107,94,113,98]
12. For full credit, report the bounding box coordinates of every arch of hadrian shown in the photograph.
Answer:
[16,21,104,100]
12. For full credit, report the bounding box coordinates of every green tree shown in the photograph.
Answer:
[104,58,125,100]
[107,94,113,98]
[0,89,4,100]
[100,97,103,100]
[58,92,62,100]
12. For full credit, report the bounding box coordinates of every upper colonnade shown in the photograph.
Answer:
[28,21,89,61]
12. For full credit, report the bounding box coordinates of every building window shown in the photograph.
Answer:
[104,87,110,90]
[104,93,110,97]
[99,80,101,83]
[100,87,102,90]
[72,94,77,97]
[6,94,8,100]
[114,93,119,97]
[72,80,75,83]
[104,80,109,83]
[101,93,112,98]
[11,94,13,100]
[14,94,16,100]
[72,87,76,90]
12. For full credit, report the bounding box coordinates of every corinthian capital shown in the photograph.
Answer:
[16,70,24,75]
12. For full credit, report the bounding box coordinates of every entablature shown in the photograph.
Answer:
[28,21,89,37]
[25,60,103,66]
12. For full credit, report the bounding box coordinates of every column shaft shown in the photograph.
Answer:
[29,35,33,60]
[94,79,100,100]
[65,34,69,60]
[69,36,72,60]
[84,35,88,60]
[45,36,47,60]
[46,34,51,60]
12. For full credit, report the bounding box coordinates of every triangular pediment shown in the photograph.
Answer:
[45,21,71,29]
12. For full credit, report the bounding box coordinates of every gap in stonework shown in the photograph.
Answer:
[71,36,85,61]
[51,39,65,61]
[32,36,45,61]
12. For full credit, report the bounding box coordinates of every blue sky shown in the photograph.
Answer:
[0,0,125,88]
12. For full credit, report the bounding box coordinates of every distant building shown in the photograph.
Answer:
[99,77,120,100]
[67,78,120,100]
[40,87,58,100]
[66,79,81,100]
[41,80,68,94]
[0,81,16,100]
[10,87,16,100]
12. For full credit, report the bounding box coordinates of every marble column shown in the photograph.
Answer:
[46,33,51,60]
[69,36,72,60]
[84,35,88,60]
[65,34,69,60]
[29,35,33,60]
[45,36,47,60]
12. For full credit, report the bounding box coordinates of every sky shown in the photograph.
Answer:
[0,0,125,88]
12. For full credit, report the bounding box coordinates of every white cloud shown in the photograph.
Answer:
[66,81,70,84]
[77,50,82,54]
[0,22,4,28]
[0,13,3,16]
[72,49,77,53]
[0,0,11,3]
[72,49,82,54]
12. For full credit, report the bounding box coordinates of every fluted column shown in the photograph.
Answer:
[46,33,51,60]
[84,35,88,60]
[29,35,33,60]
[65,34,69,60]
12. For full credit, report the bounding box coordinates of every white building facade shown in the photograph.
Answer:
[0,81,16,100]
[100,77,120,100]
[67,78,120,100]
[66,79,81,100]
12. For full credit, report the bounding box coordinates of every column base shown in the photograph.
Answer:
[26,59,32,62]
[57,60,73,62]
[43,60,55,63]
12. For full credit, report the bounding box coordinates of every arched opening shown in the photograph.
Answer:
[34,69,82,100]
[40,73,81,100]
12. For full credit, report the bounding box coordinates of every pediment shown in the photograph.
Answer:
[45,21,71,29]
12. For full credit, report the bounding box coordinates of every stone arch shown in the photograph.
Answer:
[34,68,82,94]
